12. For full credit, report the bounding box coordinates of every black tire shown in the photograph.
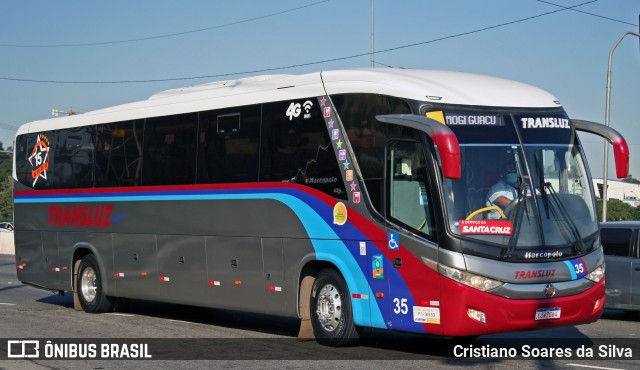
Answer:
[77,254,114,313]
[310,269,360,346]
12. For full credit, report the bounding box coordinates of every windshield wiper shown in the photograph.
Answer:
[503,173,528,259]
[543,181,586,254]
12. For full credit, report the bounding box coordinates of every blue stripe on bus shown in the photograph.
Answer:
[563,260,577,280]
[15,188,389,329]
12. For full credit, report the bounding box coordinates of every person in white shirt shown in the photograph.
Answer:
[486,162,519,219]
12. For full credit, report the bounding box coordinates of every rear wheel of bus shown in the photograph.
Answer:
[77,254,114,313]
[310,268,360,346]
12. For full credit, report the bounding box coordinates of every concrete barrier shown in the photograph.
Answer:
[0,232,15,255]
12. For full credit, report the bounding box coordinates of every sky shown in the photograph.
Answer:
[0,0,638,180]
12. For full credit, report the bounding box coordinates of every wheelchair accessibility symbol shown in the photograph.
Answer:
[388,232,399,250]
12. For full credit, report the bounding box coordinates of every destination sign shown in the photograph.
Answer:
[445,113,504,126]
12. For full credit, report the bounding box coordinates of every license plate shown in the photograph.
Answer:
[535,307,561,320]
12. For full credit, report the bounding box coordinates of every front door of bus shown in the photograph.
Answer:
[384,139,442,334]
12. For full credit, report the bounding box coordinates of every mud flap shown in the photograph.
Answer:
[297,275,315,341]
[73,259,82,311]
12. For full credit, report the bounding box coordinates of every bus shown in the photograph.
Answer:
[12,69,629,346]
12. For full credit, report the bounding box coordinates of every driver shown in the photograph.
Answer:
[486,161,518,219]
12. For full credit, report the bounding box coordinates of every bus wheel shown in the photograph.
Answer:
[77,254,114,313]
[310,269,360,346]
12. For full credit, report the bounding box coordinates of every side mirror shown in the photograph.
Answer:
[376,115,461,179]
[572,119,629,178]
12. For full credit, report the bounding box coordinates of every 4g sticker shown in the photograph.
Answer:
[285,100,314,120]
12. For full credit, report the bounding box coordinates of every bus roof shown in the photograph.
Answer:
[16,68,561,136]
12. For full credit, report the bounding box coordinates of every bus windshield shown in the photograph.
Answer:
[438,110,598,256]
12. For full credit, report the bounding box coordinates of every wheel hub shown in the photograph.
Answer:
[80,267,97,303]
[316,283,342,332]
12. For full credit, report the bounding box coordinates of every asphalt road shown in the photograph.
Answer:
[0,254,638,370]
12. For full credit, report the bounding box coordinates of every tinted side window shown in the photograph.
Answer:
[143,113,197,185]
[14,134,30,187]
[197,105,261,183]
[601,228,632,257]
[333,94,412,211]
[95,120,144,187]
[52,127,94,189]
[261,99,346,198]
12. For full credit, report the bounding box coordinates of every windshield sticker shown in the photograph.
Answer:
[29,134,51,187]
[444,113,504,127]
[459,220,513,236]
[520,117,570,129]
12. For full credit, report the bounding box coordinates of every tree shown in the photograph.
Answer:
[0,151,12,221]
[0,175,11,221]
[596,199,640,221]
[622,175,640,185]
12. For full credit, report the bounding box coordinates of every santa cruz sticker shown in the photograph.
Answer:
[459,220,513,236]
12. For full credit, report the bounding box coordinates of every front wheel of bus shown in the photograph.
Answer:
[310,269,360,346]
[77,254,114,313]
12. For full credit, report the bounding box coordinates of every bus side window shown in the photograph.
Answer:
[197,105,260,184]
[94,120,144,187]
[387,140,435,239]
[53,127,94,189]
[260,99,346,199]
[14,134,30,187]
[143,113,198,186]
[333,93,412,213]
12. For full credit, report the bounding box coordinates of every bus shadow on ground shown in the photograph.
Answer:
[34,292,599,360]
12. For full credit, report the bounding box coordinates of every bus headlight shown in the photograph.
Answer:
[438,264,504,291]
[585,264,605,283]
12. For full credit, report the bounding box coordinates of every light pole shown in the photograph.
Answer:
[370,0,374,68]
[602,31,640,222]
